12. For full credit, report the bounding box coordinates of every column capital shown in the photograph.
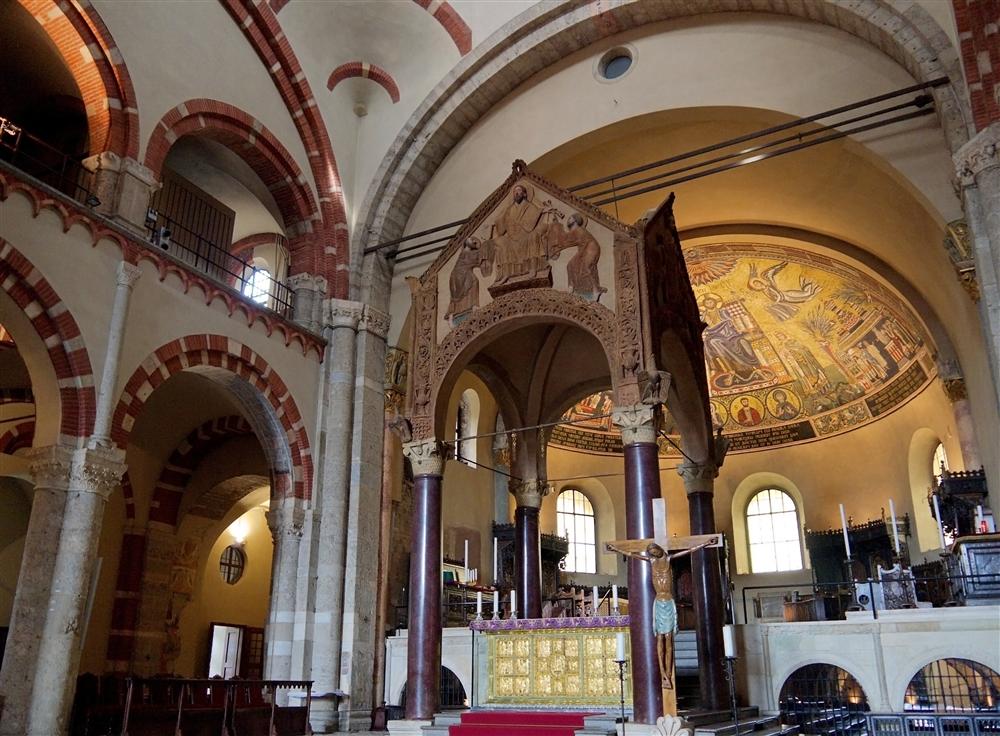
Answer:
[612,404,660,445]
[954,122,1000,187]
[942,377,968,403]
[677,460,719,495]
[402,439,444,477]
[266,504,305,542]
[27,444,126,499]
[361,305,391,338]
[116,260,142,288]
[510,478,551,509]
[286,272,328,293]
[324,298,364,330]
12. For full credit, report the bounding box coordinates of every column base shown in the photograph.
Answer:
[308,693,344,733]
[387,718,433,735]
[618,715,693,736]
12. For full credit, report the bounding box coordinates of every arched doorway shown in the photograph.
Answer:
[779,663,870,736]
[905,659,1000,712]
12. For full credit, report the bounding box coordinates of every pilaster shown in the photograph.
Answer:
[81,152,159,235]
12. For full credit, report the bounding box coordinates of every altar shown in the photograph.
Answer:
[469,616,632,709]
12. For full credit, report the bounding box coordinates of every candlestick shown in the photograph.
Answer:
[977,505,985,533]
[839,504,852,559]
[492,590,499,620]
[932,493,946,549]
[493,537,497,582]
[723,624,737,658]
[511,590,517,619]
[612,584,619,613]
[615,632,626,662]
[464,539,469,581]
[889,499,901,555]
[592,586,599,616]
[476,591,482,619]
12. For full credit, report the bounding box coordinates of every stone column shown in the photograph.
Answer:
[81,153,159,236]
[612,405,663,725]
[677,460,727,710]
[15,446,124,736]
[401,439,444,723]
[941,375,983,469]
[309,299,361,733]
[91,261,142,445]
[512,479,547,619]
[286,273,327,333]
[265,498,305,695]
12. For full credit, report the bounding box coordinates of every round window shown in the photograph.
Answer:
[219,544,246,585]
[598,47,634,81]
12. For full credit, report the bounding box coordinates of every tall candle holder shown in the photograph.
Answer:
[615,658,628,734]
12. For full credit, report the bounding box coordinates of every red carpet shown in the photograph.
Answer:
[449,710,599,735]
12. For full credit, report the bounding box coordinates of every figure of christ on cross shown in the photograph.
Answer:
[606,499,722,716]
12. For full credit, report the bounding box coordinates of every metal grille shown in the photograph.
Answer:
[780,663,870,736]
[398,667,467,711]
[905,659,1000,713]
[0,117,93,203]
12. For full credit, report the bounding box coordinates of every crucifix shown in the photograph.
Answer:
[606,498,722,717]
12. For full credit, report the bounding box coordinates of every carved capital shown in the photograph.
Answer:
[954,122,1000,187]
[116,260,142,289]
[612,404,660,445]
[28,444,127,500]
[512,478,551,509]
[402,439,444,477]
[324,298,363,330]
[677,460,718,495]
[361,305,391,338]
[266,505,305,543]
[957,267,980,302]
[942,377,968,403]
[286,272,327,293]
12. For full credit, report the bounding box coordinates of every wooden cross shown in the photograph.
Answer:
[605,499,722,717]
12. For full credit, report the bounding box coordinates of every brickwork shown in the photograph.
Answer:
[412,0,472,55]
[0,421,35,455]
[327,62,401,103]
[953,0,1000,130]
[0,238,96,444]
[218,0,350,297]
[110,335,313,501]
[104,528,146,671]
[144,99,319,240]
[20,0,139,158]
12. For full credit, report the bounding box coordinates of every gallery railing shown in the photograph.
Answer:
[740,573,999,625]
[866,713,1000,736]
[0,116,93,203]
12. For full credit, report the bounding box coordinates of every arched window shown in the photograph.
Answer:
[779,663,869,733]
[905,658,1000,712]
[746,488,802,573]
[557,489,596,573]
[932,442,949,484]
[242,267,271,305]
[455,389,478,467]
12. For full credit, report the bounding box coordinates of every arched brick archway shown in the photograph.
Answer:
[0,238,96,445]
[111,334,313,501]
[0,421,35,455]
[144,99,320,265]
[19,0,139,158]
[328,62,401,103]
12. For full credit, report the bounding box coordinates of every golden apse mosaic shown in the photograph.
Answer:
[551,242,936,453]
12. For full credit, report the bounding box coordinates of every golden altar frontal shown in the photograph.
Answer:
[471,615,632,708]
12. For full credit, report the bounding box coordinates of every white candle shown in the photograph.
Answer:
[933,493,946,549]
[493,537,498,582]
[723,624,737,658]
[977,505,985,533]
[615,632,626,662]
[839,504,852,559]
[476,591,482,617]
[493,590,498,618]
[889,499,901,555]
[464,539,469,580]
[593,586,599,616]
[511,590,517,618]
[612,584,619,611]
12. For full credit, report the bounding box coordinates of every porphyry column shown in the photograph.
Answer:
[401,439,444,722]
[513,479,547,619]
[613,405,664,725]
[677,460,727,710]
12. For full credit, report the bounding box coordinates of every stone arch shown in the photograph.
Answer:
[143,99,320,247]
[110,335,312,501]
[429,289,618,440]
[908,427,945,552]
[356,0,970,281]
[19,0,139,158]
[0,422,35,455]
[898,656,1000,713]
[774,659,876,717]
[0,238,96,445]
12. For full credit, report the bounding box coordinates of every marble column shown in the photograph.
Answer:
[677,460,727,710]
[265,499,305,697]
[309,299,361,733]
[613,405,663,725]
[401,440,444,723]
[513,479,547,619]
[91,261,142,446]
[0,445,126,736]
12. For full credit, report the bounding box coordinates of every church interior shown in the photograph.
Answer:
[0,1,998,735]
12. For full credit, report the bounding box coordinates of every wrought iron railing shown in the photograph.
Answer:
[144,210,294,318]
[0,116,93,203]
[867,713,1000,736]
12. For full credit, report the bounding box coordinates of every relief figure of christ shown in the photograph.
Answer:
[489,183,561,284]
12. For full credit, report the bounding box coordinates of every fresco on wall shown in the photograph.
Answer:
[552,242,936,454]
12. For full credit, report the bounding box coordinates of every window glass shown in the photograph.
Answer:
[242,267,270,305]
[557,489,597,573]
[747,488,803,573]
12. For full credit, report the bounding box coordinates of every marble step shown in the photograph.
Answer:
[695,713,781,736]
[684,708,760,727]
